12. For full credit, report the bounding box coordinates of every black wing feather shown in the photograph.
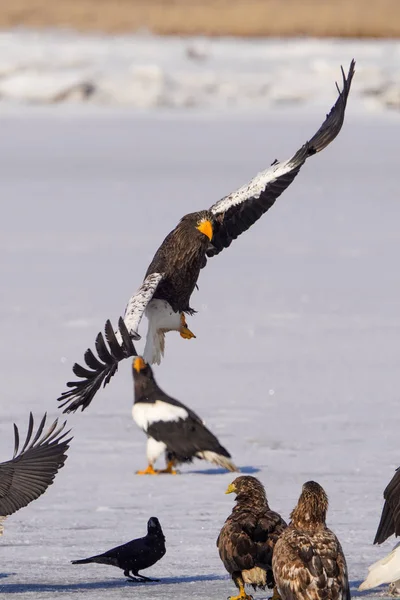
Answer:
[374,467,400,544]
[0,413,71,516]
[207,60,355,258]
[57,319,137,414]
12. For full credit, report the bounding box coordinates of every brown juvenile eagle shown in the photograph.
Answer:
[272,481,350,600]
[58,61,355,414]
[0,412,71,536]
[217,475,287,600]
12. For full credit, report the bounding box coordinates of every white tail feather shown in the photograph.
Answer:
[196,450,239,472]
[143,330,165,365]
[359,545,400,591]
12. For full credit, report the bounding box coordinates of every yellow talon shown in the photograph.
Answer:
[180,314,196,340]
[136,464,159,475]
[229,593,253,600]
[158,460,179,475]
[230,577,253,600]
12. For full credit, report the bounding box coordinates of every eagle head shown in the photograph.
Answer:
[180,211,213,242]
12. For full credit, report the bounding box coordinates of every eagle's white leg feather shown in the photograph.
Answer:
[143,299,181,365]
[359,545,400,591]
[0,516,6,536]
[146,437,167,467]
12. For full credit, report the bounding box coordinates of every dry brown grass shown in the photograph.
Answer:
[1,0,399,38]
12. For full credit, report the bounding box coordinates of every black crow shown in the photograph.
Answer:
[72,517,166,582]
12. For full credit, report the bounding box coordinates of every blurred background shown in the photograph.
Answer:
[0,0,398,111]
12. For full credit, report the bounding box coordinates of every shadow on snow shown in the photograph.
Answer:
[186,465,260,475]
[0,573,226,593]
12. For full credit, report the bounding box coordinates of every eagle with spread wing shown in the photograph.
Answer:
[272,481,350,600]
[58,61,355,414]
[0,413,71,535]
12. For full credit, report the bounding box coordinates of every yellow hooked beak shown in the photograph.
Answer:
[196,219,213,241]
[133,356,146,372]
[225,483,236,494]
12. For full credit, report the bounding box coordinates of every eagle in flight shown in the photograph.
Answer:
[59,61,355,414]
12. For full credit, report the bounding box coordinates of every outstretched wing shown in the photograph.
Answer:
[122,272,164,340]
[207,60,355,258]
[0,413,71,519]
[58,318,137,413]
[374,467,400,544]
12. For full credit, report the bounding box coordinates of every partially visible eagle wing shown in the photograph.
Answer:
[58,318,137,413]
[374,466,400,544]
[207,60,355,258]
[122,272,164,340]
[57,273,161,414]
[217,510,259,574]
[0,413,71,520]
[273,527,350,600]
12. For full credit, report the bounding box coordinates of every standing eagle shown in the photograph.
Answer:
[0,412,71,536]
[272,481,350,600]
[358,466,400,594]
[217,476,287,600]
[58,61,355,414]
[131,356,238,474]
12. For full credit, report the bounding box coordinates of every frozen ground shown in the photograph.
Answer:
[0,30,399,111]
[0,104,400,599]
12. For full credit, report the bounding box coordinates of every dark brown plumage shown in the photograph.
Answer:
[374,466,400,544]
[272,481,350,600]
[0,413,71,535]
[217,476,287,600]
[145,210,211,315]
[58,60,355,412]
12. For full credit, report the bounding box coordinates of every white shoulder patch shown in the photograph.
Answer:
[122,272,164,340]
[132,400,188,432]
[210,157,296,215]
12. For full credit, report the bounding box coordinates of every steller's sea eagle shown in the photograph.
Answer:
[131,356,238,474]
[58,61,355,414]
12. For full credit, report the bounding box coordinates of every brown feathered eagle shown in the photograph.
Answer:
[58,61,355,414]
[217,476,287,600]
[272,481,350,600]
[0,413,71,536]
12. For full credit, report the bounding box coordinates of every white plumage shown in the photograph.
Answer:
[359,544,400,592]
[120,272,165,342]
[210,156,302,215]
[142,299,182,364]
[132,400,189,432]
[146,438,167,465]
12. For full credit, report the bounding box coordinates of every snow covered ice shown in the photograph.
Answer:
[0,31,399,112]
[1,76,400,598]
